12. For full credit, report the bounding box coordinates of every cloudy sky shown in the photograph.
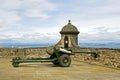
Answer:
[0,0,120,44]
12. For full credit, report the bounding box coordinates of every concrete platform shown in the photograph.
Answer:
[0,58,120,80]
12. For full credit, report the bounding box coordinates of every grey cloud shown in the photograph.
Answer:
[0,30,119,44]
[79,28,120,43]
[0,32,59,44]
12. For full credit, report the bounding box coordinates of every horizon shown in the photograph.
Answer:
[0,42,120,48]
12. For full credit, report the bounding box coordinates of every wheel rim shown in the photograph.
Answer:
[63,58,68,63]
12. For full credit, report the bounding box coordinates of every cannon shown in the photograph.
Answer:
[11,47,99,67]
[12,48,73,67]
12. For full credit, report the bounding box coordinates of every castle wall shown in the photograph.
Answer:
[73,48,120,69]
[0,48,49,58]
[0,47,120,69]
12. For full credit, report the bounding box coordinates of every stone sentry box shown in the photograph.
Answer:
[56,20,80,48]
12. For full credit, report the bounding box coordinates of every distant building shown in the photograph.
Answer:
[56,20,80,48]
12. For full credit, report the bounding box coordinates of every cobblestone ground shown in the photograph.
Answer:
[0,58,120,80]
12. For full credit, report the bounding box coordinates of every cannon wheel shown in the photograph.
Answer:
[59,54,71,67]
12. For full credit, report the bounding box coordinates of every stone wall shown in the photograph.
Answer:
[0,47,120,69]
[73,48,120,69]
[0,47,49,58]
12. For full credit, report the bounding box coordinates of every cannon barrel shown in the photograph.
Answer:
[73,51,100,58]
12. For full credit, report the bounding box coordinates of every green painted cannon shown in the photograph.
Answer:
[12,48,73,67]
[11,47,99,67]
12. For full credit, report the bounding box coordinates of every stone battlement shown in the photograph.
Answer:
[0,47,120,69]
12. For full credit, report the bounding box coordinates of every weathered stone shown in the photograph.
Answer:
[56,20,79,48]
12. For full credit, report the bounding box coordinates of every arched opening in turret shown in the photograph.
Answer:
[64,36,69,48]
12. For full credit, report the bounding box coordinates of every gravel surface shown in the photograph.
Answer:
[0,58,120,80]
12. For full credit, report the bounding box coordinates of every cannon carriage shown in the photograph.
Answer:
[11,47,99,67]
[12,48,73,67]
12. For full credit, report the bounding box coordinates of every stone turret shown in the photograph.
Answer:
[56,20,80,48]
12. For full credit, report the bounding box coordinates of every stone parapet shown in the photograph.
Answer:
[73,48,120,69]
[0,47,120,69]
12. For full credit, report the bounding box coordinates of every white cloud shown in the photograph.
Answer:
[0,32,60,44]
[31,26,61,34]
[0,0,22,27]
[0,0,22,10]
[24,9,50,19]
[79,26,120,43]
[0,0,57,28]
[23,0,57,19]
[0,10,21,27]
